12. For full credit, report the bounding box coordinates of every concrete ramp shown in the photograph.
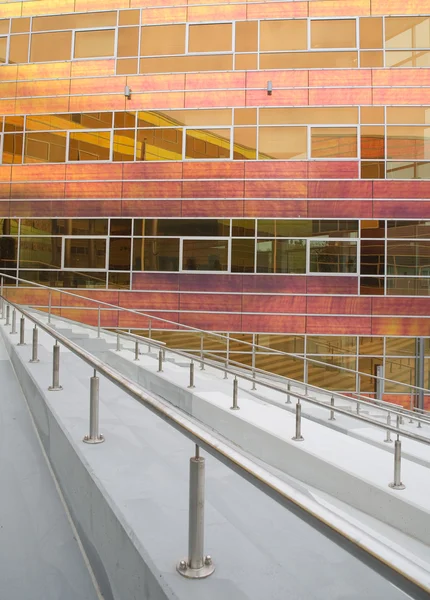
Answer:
[0,338,100,600]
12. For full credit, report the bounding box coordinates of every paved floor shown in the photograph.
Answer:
[0,338,100,600]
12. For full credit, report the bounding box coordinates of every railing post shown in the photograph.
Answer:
[223,359,228,379]
[134,340,139,361]
[226,333,230,371]
[356,400,360,415]
[376,364,384,401]
[230,376,239,410]
[11,308,17,334]
[188,360,195,389]
[389,435,405,490]
[384,413,392,443]
[329,396,335,421]
[116,332,121,352]
[157,349,163,372]
[48,291,52,324]
[177,445,215,579]
[251,336,256,391]
[97,305,101,338]
[5,304,10,325]
[83,370,104,444]
[17,316,25,346]
[292,400,304,441]
[200,334,205,370]
[30,325,39,363]
[285,381,292,404]
[147,319,152,353]
[304,359,308,396]
[48,342,63,391]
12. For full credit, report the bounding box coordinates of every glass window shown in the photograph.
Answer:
[360,337,383,355]
[117,58,138,74]
[260,20,307,51]
[0,218,19,235]
[118,27,139,57]
[0,37,6,63]
[133,238,179,271]
[387,161,430,180]
[258,220,313,238]
[67,219,108,236]
[257,239,306,274]
[312,220,359,238]
[18,270,107,288]
[68,113,112,129]
[361,107,384,124]
[185,129,230,160]
[0,236,17,269]
[231,239,255,273]
[361,126,385,159]
[24,132,67,163]
[32,12,116,32]
[387,241,430,277]
[359,17,383,49]
[260,51,358,69]
[30,31,72,62]
[140,24,185,56]
[140,219,229,237]
[387,107,430,125]
[2,133,23,164]
[386,337,416,357]
[388,221,430,239]
[259,127,307,160]
[0,21,9,35]
[110,219,132,235]
[311,19,356,49]
[119,10,140,26]
[64,239,106,269]
[233,128,257,160]
[235,54,258,70]
[311,127,357,158]
[26,114,73,131]
[136,128,183,161]
[108,272,130,289]
[21,219,64,235]
[69,131,111,161]
[360,239,385,275]
[234,109,257,126]
[235,21,258,52]
[74,30,115,59]
[232,219,255,237]
[361,161,385,179]
[385,50,430,68]
[9,34,29,63]
[188,23,232,53]
[182,239,228,271]
[139,109,231,128]
[113,129,135,161]
[11,18,30,34]
[307,336,357,355]
[387,126,430,160]
[385,17,430,49]
[114,112,136,129]
[260,107,358,125]
[309,240,357,273]
[140,54,232,73]
[360,50,384,67]
[109,238,131,271]
[19,237,61,269]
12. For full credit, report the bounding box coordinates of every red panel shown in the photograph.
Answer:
[372,297,430,316]
[246,71,308,88]
[121,199,181,216]
[122,181,182,198]
[123,163,182,180]
[242,314,306,333]
[179,274,242,293]
[306,276,358,295]
[374,181,430,199]
[307,296,371,315]
[10,182,65,199]
[245,180,307,198]
[118,311,180,329]
[185,72,245,90]
[308,161,359,179]
[245,162,308,179]
[0,184,11,199]
[12,165,66,182]
[309,70,371,87]
[8,200,53,217]
[182,180,244,198]
[65,182,122,199]
[373,88,430,105]
[184,90,245,109]
[242,295,306,314]
[183,162,245,180]
[310,88,372,105]
[307,199,373,218]
[66,164,123,181]
[179,312,242,331]
[128,74,185,93]
[371,317,430,336]
[119,291,179,311]
[244,199,307,217]
[246,89,309,107]
[132,273,180,291]
[181,199,244,217]
[373,201,430,219]
[180,293,242,312]
[242,275,306,294]
[55,199,122,217]
[307,316,371,334]
[308,181,372,198]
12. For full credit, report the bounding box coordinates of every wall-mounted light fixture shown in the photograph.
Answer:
[124,85,132,100]
[267,81,273,95]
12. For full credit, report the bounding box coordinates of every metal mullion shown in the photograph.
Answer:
[382,16,386,68]
[257,19,260,69]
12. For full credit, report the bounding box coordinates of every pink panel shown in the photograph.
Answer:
[372,297,430,317]
[247,1,308,19]
[246,89,308,107]
[308,161,359,179]
[246,71,309,88]
[244,180,307,198]
[182,180,244,198]
[122,181,182,198]
[373,88,430,105]
[306,276,358,295]
[10,183,65,199]
[179,274,242,293]
[181,199,244,217]
[183,162,244,179]
[371,317,430,337]
[242,276,306,294]
[127,92,185,110]
[242,314,306,333]
[309,88,372,105]
[66,164,123,181]
[128,74,185,93]
[307,296,371,315]
[69,95,125,112]
[242,295,306,314]
[245,162,308,179]
[373,201,430,219]
[123,163,183,180]
[244,199,307,217]
[179,293,242,312]
[374,181,430,199]
[372,69,428,87]
[55,199,122,217]
[306,316,372,335]
[121,199,181,216]
[179,312,242,331]
[0,166,11,182]
[12,165,66,182]
[309,70,371,87]
[187,4,246,21]
[119,291,179,310]
[132,273,180,291]
[308,181,372,198]
[64,182,122,199]
[307,199,373,218]
[185,72,245,90]
[0,184,11,199]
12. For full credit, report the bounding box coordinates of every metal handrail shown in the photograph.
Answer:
[1,297,430,592]
[1,272,429,400]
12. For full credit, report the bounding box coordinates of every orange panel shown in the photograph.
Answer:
[0,82,17,99]
[71,60,115,78]
[308,199,373,218]
[242,314,306,333]
[307,297,371,315]
[127,92,185,110]
[182,180,244,198]
[245,180,307,198]
[372,69,428,87]
[183,162,244,179]
[188,4,246,21]
[0,166,12,182]
[0,4,21,17]
[181,199,244,217]
[16,79,70,98]
[15,97,70,114]
[374,181,430,199]
[69,94,125,112]
[242,295,306,314]
[245,161,308,179]
[11,165,66,182]
[10,182,65,199]
[141,7,187,25]
[372,298,430,317]
[243,276,306,294]
[373,88,430,105]
[65,182,122,199]
[371,0,425,15]
[307,316,371,334]
[307,276,358,295]
[309,0,370,16]
[0,65,18,82]
[185,90,245,108]
[179,312,242,331]
[118,311,179,329]
[0,99,16,115]
[0,184,11,199]
[70,77,126,95]
[123,162,182,180]
[17,62,71,80]
[66,164,123,181]
[185,72,245,90]
[127,74,185,92]
[55,199,122,217]
[247,1,308,19]
[133,0,183,5]
[244,199,307,217]
[308,161,359,179]
[21,0,74,17]
[121,199,181,216]
[246,90,309,107]
[247,70,309,88]
[6,200,54,216]
[309,70,371,87]
[180,293,241,312]
[308,180,372,198]
[371,317,430,336]
[122,181,182,198]
[119,291,179,310]
[75,0,128,9]
[310,88,372,105]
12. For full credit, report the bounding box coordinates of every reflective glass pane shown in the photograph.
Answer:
[0,219,18,235]
[119,10,140,26]
[140,54,232,73]
[387,241,430,276]
[140,24,185,56]
[74,30,115,59]
[260,20,307,51]
[257,220,313,238]
[258,127,307,160]
[361,161,385,179]
[260,107,358,125]
[232,219,255,237]
[359,17,383,49]
[30,31,72,62]
[257,239,306,273]
[311,127,357,158]
[233,127,257,160]
[116,57,138,74]
[235,21,258,52]
[109,238,131,271]
[386,278,430,296]
[2,133,23,164]
[361,126,385,159]
[9,34,29,63]
[68,113,112,129]
[308,356,357,391]
[21,219,65,235]
[64,239,106,269]
[110,219,131,235]
[32,12,116,32]
[188,23,232,53]
[114,111,136,129]
[11,18,29,34]
[0,21,9,35]
[118,27,139,57]
[385,17,430,49]
[69,131,111,161]
[308,336,357,355]
[360,239,385,275]
[387,161,430,179]
[24,131,67,163]
[311,19,356,49]
[113,129,135,161]
[0,37,6,63]
[182,239,228,271]
[133,238,179,271]
[70,219,108,235]
[360,50,383,67]
[18,270,106,288]
[309,240,357,273]
[0,237,17,269]
[260,51,358,69]
[136,128,183,161]
[185,129,230,159]
[387,107,430,125]
[387,126,430,160]
[360,337,383,355]
[312,220,359,238]
[385,50,430,68]
[386,337,416,357]
[235,54,257,70]
[25,114,73,131]
[234,109,257,126]
[108,272,130,289]
[19,237,61,269]
[142,219,229,237]
[361,107,384,124]
[361,220,385,238]
[138,109,231,128]
[387,221,430,239]
[231,239,255,273]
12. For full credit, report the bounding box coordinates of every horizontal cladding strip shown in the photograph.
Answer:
[1,196,428,201]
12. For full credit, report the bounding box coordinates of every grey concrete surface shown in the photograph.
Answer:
[0,339,100,600]
[1,320,425,600]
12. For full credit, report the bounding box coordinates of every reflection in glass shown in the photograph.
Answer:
[64,239,106,269]
[0,236,17,269]
[24,131,67,163]
[387,127,430,160]
[309,240,357,273]
[361,126,385,159]
[386,50,430,67]
[139,219,229,237]
[32,12,116,32]
[140,24,185,56]
[360,239,385,275]
[232,219,255,237]
[387,240,430,276]
[113,129,135,161]
[308,356,357,391]
[260,20,307,51]
[182,239,228,271]
[69,131,111,161]
[385,17,429,49]
[19,237,61,269]
[258,127,307,159]
[233,128,257,160]
[2,133,23,163]
[311,19,356,49]
[307,336,357,355]
[257,239,306,273]
[387,161,430,179]
[388,221,430,239]
[185,129,230,159]
[74,30,115,59]
[30,31,72,62]
[109,238,131,271]
[136,128,182,161]
[132,238,179,271]
[311,127,357,158]
[361,161,385,179]
[116,58,138,74]
[188,23,232,53]
[108,272,130,289]
[111,219,132,236]
[231,239,255,272]
[260,107,358,125]
[18,270,107,288]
